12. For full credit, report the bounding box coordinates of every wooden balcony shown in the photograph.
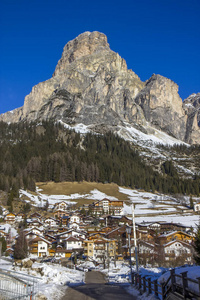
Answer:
[94,246,105,250]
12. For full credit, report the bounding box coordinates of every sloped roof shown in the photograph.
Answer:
[64,236,84,242]
[159,231,192,238]
[163,239,192,248]
[29,236,51,244]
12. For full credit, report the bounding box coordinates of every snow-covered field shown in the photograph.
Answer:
[19,185,200,228]
[19,187,118,209]
[120,187,200,228]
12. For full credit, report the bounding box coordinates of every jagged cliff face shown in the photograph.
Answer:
[183,93,200,144]
[135,74,187,141]
[0,31,199,143]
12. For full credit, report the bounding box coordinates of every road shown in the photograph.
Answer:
[61,271,138,300]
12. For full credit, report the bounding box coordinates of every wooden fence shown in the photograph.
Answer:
[132,268,200,300]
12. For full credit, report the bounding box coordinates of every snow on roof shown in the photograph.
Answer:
[105,226,121,235]
[138,240,155,247]
[64,236,84,242]
[163,239,192,248]
[159,230,193,238]
[29,236,51,244]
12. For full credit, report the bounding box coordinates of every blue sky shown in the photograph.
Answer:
[0,0,199,114]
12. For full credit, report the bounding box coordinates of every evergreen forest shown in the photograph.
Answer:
[0,120,199,197]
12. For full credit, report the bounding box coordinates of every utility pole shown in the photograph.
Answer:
[126,226,132,282]
[132,204,139,273]
[107,241,109,271]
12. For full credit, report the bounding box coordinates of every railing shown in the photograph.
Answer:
[169,269,200,300]
[132,268,200,300]
[0,269,41,300]
[94,247,105,250]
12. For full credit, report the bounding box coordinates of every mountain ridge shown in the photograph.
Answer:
[0,31,199,144]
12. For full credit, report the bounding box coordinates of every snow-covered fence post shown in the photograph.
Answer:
[154,279,158,298]
[143,276,146,293]
[131,272,134,284]
[135,272,139,287]
[197,277,200,297]
[148,277,152,295]
[138,274,142,290]
[181,271,188,299]
[170,268,176,292]
[161,282,165,300]
[132,272,135,285]
[136,273,139,287]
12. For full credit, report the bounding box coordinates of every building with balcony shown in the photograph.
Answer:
[89,198,124,216]
[28,236,50,257]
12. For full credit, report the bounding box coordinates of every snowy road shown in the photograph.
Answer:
[61,271,138,300]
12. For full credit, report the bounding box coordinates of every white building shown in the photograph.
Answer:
[69,214,81,223]
[53,201,69,212]
[29,236,50,257]
[56,229,86,244]
[68,222,80,230]
[44,217,59,228]
[64,236,83,250]
[163,240,192,262]
[194,202,200,212]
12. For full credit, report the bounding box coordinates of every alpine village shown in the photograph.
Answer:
[0,32,200,300]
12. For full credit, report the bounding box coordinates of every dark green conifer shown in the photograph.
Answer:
[14,231,28,260]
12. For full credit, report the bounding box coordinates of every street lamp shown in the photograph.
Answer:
[126,226,132,283]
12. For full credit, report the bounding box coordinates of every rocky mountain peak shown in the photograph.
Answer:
[184,93,200,107]
[0,31,199,144]
[53,31,110,77]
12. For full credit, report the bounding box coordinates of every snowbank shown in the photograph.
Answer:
[0,258,84,300]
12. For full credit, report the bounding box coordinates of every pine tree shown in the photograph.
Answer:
[0,236,7,254]
[190,195,194,209]
[193,225,200,265]
[14,231,28,260]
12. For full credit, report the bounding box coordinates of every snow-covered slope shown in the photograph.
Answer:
[58,119,197,179]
